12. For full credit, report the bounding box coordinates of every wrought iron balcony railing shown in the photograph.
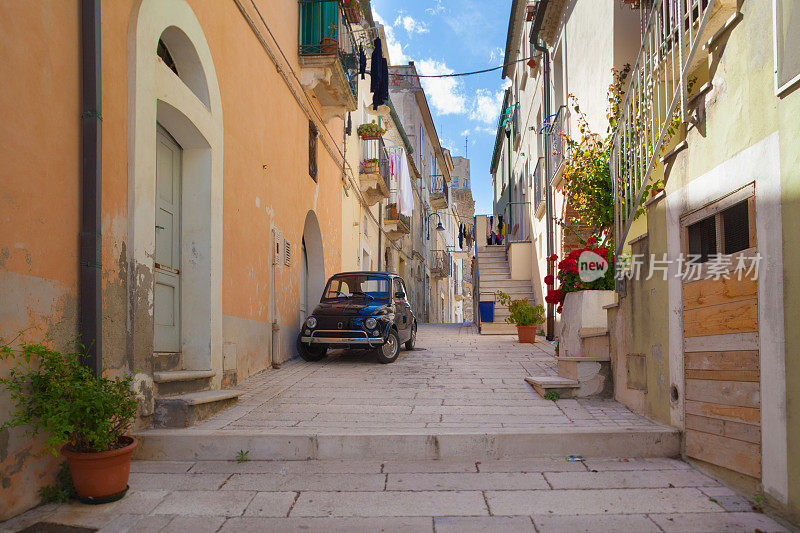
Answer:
[504,201,532,244]
[533,156,545,212]
[429,175,448,206]
[611,0,720,256]
[360,136,390,189]
[298,0,359,100]
[429,250,452,278]
[549,105,567,179]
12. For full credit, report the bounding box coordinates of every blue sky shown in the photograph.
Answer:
[372,0,511,215]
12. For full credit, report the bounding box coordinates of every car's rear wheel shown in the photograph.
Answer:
[375,329,400,364]
[296,335,327,362]
[404,323,417,351]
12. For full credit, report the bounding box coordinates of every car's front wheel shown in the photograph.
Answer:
[404,323,417,351]
[375,329,400,364]
[296,335,327,362]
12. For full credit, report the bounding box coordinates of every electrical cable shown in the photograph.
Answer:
[390,56,536,78]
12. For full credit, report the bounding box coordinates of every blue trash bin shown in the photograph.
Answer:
[479,301,495,323]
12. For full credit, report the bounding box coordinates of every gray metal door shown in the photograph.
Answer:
[154,126,181,353]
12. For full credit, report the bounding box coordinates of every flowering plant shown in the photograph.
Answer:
[357,122,386,138]
[545,237,615,313]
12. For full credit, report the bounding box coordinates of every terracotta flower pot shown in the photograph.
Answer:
[517,325,538,343]
[62,436,138,500]
[320,37,338,54]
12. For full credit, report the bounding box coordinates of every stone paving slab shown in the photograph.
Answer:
[167,324,669,438]
[3,456,791,532]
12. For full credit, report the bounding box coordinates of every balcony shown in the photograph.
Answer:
[298,0,358,120]
[384,204,411,241]
[504,201,532,244]
[429,250,452,279]
[611,0,738,256]
[549,105,566,179]
[429,175,448,209]
[359,137,390,206]
[533,156,545,213]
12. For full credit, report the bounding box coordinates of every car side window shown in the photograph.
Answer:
[396,279,407,302]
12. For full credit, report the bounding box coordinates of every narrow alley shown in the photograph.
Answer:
[0,326,788,532]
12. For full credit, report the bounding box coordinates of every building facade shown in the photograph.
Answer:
[0,0,460,520]
[451,156,476,322]
[491,0,800,522]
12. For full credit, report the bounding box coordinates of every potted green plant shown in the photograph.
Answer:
[496,290,545,343]
[0,337,138,503]
[357,121,385,140]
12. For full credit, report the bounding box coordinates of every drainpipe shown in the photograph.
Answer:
[80,0,102,376]
[532,0,554,341]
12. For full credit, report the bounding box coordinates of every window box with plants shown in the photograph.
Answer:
[496,290,545,343]
[357,121,385,140]
[361,157,380,174]
[0,337,138,503]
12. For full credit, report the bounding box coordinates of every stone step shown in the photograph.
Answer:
[479,322,518,335]
[132,425,680,461]
[480,279,533,289]
[153,389,243,429]
[525,376,580,399]
[153,352,181,372]
[479,289,536,301]
[153,370,216,397]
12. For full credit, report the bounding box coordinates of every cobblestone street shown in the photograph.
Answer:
[1,325,789,531]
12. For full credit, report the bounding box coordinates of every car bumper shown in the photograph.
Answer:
[300,330,386,347]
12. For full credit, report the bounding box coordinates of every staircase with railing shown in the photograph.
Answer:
[610,0,736,257]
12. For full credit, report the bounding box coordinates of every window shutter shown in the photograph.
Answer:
[308,120,318,182]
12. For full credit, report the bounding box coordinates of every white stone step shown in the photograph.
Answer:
[525,376,580,399]
[153,370,216,396]
[133,425,680,461]
[480,279,533,288]
[153,389,243,428]
[479,322,517,335]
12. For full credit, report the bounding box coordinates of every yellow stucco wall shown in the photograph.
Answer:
[0,0,346,518]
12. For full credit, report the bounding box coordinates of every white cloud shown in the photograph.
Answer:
[373,10,409,65]
[416,59,467,116]
[460,129,470,136]
[469,88,505,125]
[394,14,429,34]
[489,47,504,64]
[425,0,446,15]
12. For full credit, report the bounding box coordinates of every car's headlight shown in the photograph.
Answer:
[306,317,317,328]
[365,317,377,329]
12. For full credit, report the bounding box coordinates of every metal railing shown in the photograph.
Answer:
[549,105,567,179]
[298,0,359,100]
[533,156,545,212]
[360,137,390,190]
[611,0,717,256]
[430,175,448,204]
[429,250,452,278]
[504,201,532,244]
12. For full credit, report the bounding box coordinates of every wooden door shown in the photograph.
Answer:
[681,188,760,478]
[154,127,182,353]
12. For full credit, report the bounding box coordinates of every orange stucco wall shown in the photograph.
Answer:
[0,0,344,519]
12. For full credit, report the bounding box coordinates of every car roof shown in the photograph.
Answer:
[328,271,396,278]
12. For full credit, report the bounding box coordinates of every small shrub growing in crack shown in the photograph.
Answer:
[543,390,560,401]
[236,449,250,463]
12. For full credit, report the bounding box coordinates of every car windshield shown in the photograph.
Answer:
[323,275,390,300]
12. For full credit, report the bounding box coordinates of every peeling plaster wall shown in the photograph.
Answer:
[0,0,346,519]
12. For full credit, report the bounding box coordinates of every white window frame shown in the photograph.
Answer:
[773,0,800,96]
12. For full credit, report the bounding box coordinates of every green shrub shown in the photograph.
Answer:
[496,290,545,327]
[0,337,138,454]
[543,390,560,402]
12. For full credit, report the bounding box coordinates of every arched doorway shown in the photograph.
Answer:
[129,0,223,388]
[301,211,325,327]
